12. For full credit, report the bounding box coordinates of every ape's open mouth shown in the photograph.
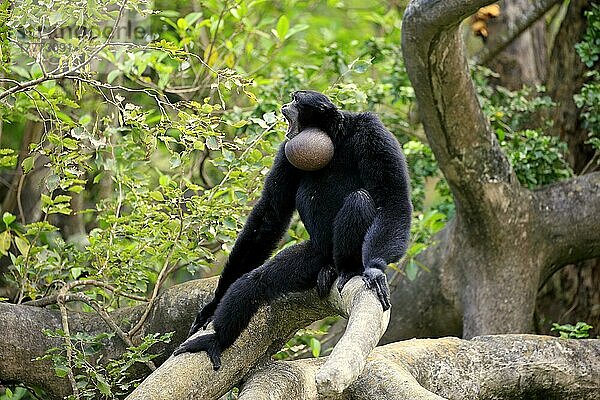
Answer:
[281,103,299,138]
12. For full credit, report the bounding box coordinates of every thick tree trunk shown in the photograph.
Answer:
[471,0,598,337]
[398,0,600,340]
[484,0,549,89]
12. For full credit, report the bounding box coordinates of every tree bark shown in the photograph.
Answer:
[126,276,389,399]
[2,275,598,400]
[473,0,561,67]
[0,278,218,399]
[546,0,594,172]
[0,276,390,400]
[483,0,551,89]
[239,335,600,400]
[398,0,600,341]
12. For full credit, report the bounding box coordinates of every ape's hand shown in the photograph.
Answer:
[188,300,217,336]
[173,333,222,371]
[362,267,391,311]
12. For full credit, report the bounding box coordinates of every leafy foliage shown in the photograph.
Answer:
[574,3,600,69]
[574,3,600,160]
[551,321,593,339]
[475,67,573,188]
[37,330,173,399]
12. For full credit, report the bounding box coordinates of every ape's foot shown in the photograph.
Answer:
[317,264,337,298]
[362,267,391,311]
[188,300,217,336]
[336,271,361,293]
[173,333,222,371]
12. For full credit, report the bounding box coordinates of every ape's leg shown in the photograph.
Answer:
[174,241,327,369]
[333,189,376,292]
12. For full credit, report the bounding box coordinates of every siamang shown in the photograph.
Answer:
[174,90,412,370]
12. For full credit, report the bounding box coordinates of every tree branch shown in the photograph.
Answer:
[239,335,600,400]
[314,277,389,396]
[402,0,520,226]
[1,275,391,400]
[0,278,219,399]
[534,171,600,277]
[473,0,562,65]
[126,276,388,399]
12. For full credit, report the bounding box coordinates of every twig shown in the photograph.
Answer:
[57,293,81,399]
[128,205,185,337]
[24,279,147,307]
[65,292,156,371]
[0,0,128,101]
[207,122,276,201]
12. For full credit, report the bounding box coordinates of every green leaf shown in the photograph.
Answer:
[177,18,188,30]
[107,69,121,84]
[150,191,165,201]
[285,24,309,40]
[228,119,248,128]
[263,112,277,124]
[54,366,69,378]
[206,136,220,150]
[96,375,111,397]
[79,114,92,125]
[276,15,289,40]
[3,212,16,227]
[22,156,35,173]
[68,185,85,193]
[93,172,104,184]
[54,195,72,203]
[310,337,321,358]
[0,231,11,256]
[169,154,181,168]
[14,236,29,257]
[351,59,371,74]
[184,12,203,26]
[405,260,419,281]
[71,267,83,279]
[159,175,169,187]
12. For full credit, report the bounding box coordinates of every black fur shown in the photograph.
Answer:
[176,91,412,369]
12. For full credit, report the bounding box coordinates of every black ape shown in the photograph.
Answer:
[174,90,412,369]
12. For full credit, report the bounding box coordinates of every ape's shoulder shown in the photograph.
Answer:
[344,112,390,137]
[344,111,383,126]
[342,111,399,151]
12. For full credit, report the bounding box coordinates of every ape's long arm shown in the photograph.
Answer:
[358,115,412,270]
[216,144,300,298]
[189,144,300,333]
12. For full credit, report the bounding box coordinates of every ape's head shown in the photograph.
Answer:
[281,90,337,171]
[281,90,340,139]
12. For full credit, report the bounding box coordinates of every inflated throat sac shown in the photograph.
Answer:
[284,128,334,171]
